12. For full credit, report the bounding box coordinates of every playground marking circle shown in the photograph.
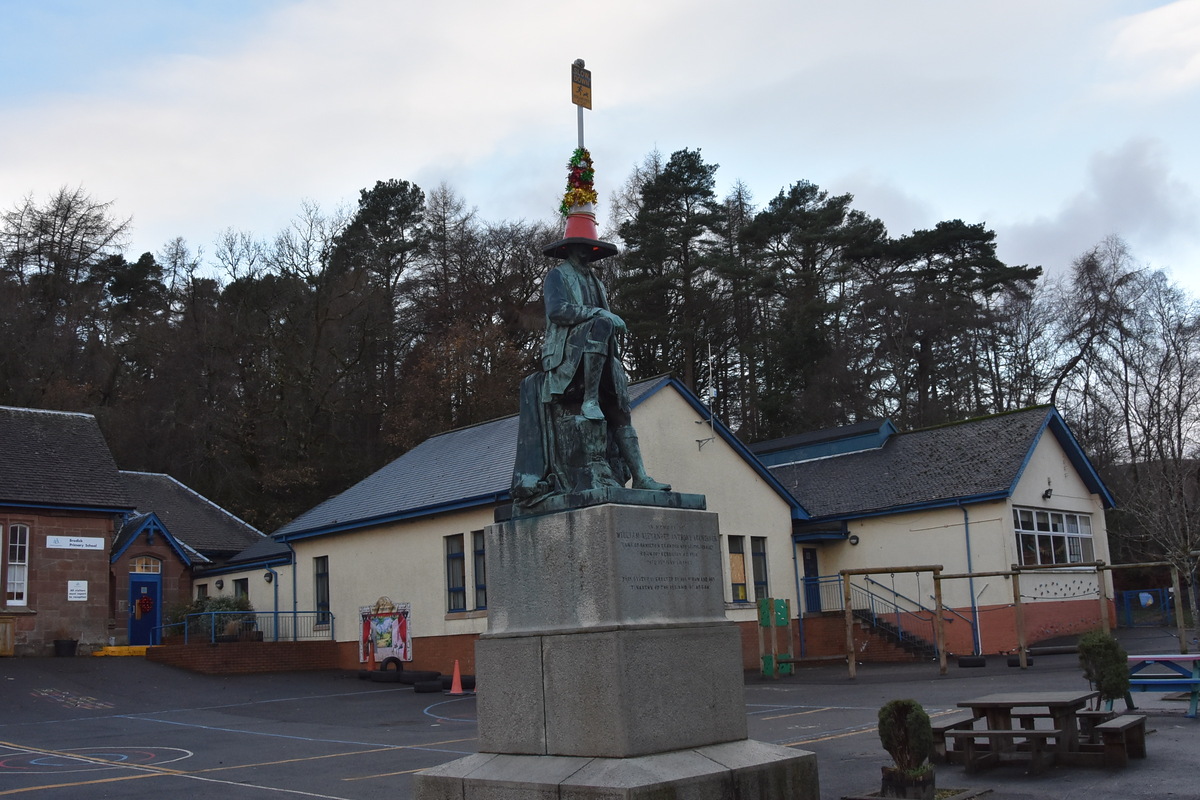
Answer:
[0,746,193,774]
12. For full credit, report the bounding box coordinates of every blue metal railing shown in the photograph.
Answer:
[155,611,335,644]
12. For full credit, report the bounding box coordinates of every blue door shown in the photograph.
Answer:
[802,548,822,613]
[129,575,161,645]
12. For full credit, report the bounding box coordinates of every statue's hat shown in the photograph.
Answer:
[543,148,618,261]
[543,207,618,261]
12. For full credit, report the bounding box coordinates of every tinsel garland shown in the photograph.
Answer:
[559,147,599,216]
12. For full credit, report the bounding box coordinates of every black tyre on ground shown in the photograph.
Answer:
[398,670,441,685]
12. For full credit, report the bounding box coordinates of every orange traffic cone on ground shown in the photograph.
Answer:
[446,659,467,695]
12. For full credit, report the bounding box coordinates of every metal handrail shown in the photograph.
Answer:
[862,574,975,629]
[153,611,335,644]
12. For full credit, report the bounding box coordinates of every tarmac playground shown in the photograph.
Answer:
[0,627,1196,800]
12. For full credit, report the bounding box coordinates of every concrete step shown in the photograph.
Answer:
[91,645,149,657]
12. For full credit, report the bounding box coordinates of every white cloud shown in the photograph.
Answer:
[998,138,1199,274]
[1102,0,1200,97]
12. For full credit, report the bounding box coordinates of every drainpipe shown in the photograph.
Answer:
[265,566,280,642]
[283,540,299,642]
[959,503,983,655]
[791,536,806,658]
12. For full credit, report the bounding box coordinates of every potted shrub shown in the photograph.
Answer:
[878,698,935,799]
[1078,629,1130,708]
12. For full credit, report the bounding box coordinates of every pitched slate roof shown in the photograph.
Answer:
[0,406,132,511]
[119,471,264,556]
[218,534,291,568]
[112,511,207,565]
[273,377,805,539]
[769,407,1114,519]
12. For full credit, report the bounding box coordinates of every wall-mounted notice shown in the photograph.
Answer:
[67,581,88,601]
[47,536,105,550]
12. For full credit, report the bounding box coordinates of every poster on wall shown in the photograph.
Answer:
[358,597,412,664]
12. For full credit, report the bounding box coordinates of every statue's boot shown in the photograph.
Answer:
[615,427,672,492]
[581,353,605,420]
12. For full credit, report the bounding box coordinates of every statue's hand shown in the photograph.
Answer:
[597,309,626,333]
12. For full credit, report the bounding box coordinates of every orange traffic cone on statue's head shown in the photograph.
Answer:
[446,659,468,696]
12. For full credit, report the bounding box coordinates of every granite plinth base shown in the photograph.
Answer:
[485,504,727,634]
[477,622,747,757]
[412,739,820,800]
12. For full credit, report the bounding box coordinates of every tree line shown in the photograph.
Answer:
[2,151,1198,587]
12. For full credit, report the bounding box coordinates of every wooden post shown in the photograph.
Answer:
[843,571,856,679]
[786,599,795,670]
[1172,567,1188,655]
[770,598,779,674]
[934,570,947,676]
[756,598,767,676]
[1012,570,1027,669]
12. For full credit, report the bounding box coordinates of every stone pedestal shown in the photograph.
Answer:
[413,503,819,799]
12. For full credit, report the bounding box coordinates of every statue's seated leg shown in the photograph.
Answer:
[579,319,614,421]
[614,426,671,492]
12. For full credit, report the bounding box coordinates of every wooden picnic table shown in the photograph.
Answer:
[956,690,1099,765]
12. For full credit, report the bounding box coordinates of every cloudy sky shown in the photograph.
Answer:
[2,0,1198,291]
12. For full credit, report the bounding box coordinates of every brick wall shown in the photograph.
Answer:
[3,511,116,655]
[146,640,341,674]
[334,634,482,674]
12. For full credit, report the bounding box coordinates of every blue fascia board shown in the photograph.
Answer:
[110,512,194,567]
[1007,408,1116,510]
[276,491,511,542]
[196,555,292,576]
[809,491,1013,524]
[654,376,811,519]
[2,500,132,515]
[758,422,897,466]
[792,530,850,543]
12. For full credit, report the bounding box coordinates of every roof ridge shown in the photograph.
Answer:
[418,376,673,441]
[901,405,1051,436]
[120,470,265,537]
[0,405,96,419]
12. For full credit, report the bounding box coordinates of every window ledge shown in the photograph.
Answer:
[444,610,488,621]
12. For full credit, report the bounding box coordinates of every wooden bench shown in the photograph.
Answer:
[1128,675,1200,716]
[930,713,977,764]
[1094,715,1147,768]
[944,728,1060,774]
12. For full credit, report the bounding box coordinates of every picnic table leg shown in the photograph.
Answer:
[1050,710,1077,756]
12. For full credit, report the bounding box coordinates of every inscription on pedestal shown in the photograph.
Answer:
[617,527,718,597]
[485,504,726,635]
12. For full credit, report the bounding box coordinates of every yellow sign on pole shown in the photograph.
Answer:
[571,63,592,110]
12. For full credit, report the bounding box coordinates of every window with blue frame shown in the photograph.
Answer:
[446,534,466,612]
[313,556,330,625]
[472,530,487,610]
[751,536,769,601]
